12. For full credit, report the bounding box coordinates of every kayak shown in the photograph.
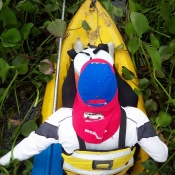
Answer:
[32,0,149,174]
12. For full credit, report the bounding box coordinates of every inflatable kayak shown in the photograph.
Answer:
[32,0,149,174]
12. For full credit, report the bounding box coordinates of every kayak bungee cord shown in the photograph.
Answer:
[52,0,66,113]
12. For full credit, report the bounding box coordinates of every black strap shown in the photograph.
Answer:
[67,49,78,60]
[77,135,86,150]
[79,51,91,57]
[93,43,109,54]
[93,47,101,54]
[118,108,126,149]
[87,43,97,48]
[98,43,109,53]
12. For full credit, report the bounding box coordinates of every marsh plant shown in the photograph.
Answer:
[121,0,175,174]
[0,0,175,174]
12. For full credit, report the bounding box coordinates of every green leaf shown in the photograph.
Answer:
[38,73,53,82]
[127,37,140,55]
[66,4,79,14]
[155,69,165,78]
[0,0,3,10]
[14,65,28,75]
[168,16,175,34]
[47,19,66,37]
[122,66,135,80]
[141,159,158,173]
[20,23,33,40]
[130,12,149,38]
[0,58,11,83]
[138,78,150,89]
[129,0,142,12]
[166,45,175,54]
[156,111,172,127]
[1,28,21,44]
[49,54,58,62]
[102,1,113,14]
[166,40,175,54]
[45,3,60,12]
[150,33,160,49]
[142,8,152,13]
[82,20,92,31]
[160,4,173,20]
[21,120,38,137]
[23,160,33,174]
[0,39,17,47]
[32,27,41,37]
[39,21,51,29]
[17,1,33,11]
[134,88,142,96]
[145,45,161,70]
[23,169,30,175]
[39,59,55,75]
[0,166,10,175]
[145,88,151,99]
[12,55,30,66]
[158,46,172,60]
[115,43,124,51]
[145,99,158,111]
[1,7,17,27]
[32,80,42,89]
[125,22,136,36]
[112,5,123,17]
[8,121,11,130]
[9,158,20,167]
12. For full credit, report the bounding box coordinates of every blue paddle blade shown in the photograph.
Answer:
[32,144,63,175]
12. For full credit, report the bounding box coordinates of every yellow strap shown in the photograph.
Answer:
[62,148,135,170]
[64,164,133,175]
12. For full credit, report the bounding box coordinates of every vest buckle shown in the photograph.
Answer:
[92,160,113,170]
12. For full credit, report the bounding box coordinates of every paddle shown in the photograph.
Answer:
[32,1,67,174]
[52,0,66,113]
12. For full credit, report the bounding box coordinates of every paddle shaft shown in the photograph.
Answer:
[52,0,66,113]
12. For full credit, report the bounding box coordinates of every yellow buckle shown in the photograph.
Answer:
[92,160,113,170]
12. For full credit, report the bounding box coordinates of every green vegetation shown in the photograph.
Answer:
[0,0,175,174]
[122,0,175,174]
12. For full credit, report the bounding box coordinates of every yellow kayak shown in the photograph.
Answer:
[32,0,149,174]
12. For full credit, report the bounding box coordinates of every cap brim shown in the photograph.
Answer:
[72,91,121,143]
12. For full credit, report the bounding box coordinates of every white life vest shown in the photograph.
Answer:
[62,108,136,175]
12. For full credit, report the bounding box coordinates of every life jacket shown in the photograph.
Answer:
[62,108,136,175]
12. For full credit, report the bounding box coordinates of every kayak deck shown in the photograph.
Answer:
[32,0,149,174]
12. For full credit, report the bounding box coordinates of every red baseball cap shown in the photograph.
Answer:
[73,52,121,144]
